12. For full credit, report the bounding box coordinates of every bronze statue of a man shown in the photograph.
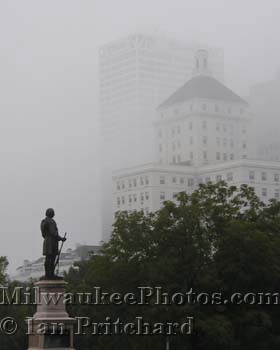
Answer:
[40,208,66,279]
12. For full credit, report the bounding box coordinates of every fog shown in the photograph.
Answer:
[0,0,279,273]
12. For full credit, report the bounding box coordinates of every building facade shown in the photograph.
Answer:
[112,50,280,217]
[249,71,280,161]
[113,160,280,214]
[100,34,224,239]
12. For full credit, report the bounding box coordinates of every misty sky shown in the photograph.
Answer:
[0,0,279,273]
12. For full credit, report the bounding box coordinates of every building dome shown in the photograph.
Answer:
[159,49,247,109]
[159,74,248,109]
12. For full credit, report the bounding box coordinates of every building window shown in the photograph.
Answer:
[117,197,120,207]
[172,192,177,199]
[205,176,211,183]
[145,176,149,185]
[203,151,208,160]
[275,189,280,199]
[223,138,227,146]
[189,121,193,130]
[202,103,207,111]
[180,177,184,184]
[203,136,207,145]
[216,175,222,182]
[216,123,220,131]
[188,178,194,187]
[140,177,144,186]
[133,194,137,202]
[223,124,227,132]
[177,154,181,163]
[223,153,227,161]
[129,195,132,204]
[129,180,132,188]
[172,176,177,184]
[202,120,207,130]
[216,137,220,146]
[145,192,149,200]
[133,178,137,187]
[160,176,165,184]
[160,192,165,201]
[203,57,208,68]
[190,152,193,160]
[249,171,255,181]
[262,188,267,197]
[121,181,125,189]
[227,172,233,182]
[216,152,221,160]
[230,153,234,160]
[121,196,125,205]
[261,172,267,181]
[274,174,279,182]
[117,182,120,190]
[190,136,193,145]
[140,193,144,202]
[242,154,247,159]
[242,141,247,149]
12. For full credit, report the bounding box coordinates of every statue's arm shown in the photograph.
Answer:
[54,222,66,241]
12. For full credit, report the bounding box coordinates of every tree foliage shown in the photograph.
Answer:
[66,182,280,350]
[0,258,35,350]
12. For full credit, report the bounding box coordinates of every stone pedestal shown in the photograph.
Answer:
[27,280,76,349]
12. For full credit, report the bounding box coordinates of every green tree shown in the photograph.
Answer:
[66,182,280,350]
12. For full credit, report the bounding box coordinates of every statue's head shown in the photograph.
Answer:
[45,208,55,218]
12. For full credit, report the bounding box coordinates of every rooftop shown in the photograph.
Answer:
[159,75,248,108]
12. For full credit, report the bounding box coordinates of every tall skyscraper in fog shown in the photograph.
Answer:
[99,33,224,240]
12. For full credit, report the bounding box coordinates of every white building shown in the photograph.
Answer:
[112,50,280,217]
[249,71,280,161]
[113,160,280,214]
[100,33,224,239]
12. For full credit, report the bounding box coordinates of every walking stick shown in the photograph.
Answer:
[55,232,67,276]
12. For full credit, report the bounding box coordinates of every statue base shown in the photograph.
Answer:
[27,280,76,349]
[39,275,64,281]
